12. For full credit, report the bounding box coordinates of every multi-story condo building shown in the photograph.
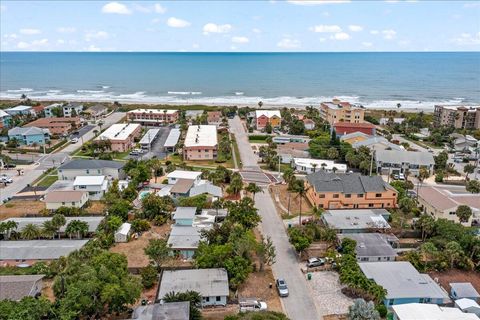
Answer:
[305,171,397,209]
[95,123,142,152]
[320,100,365,125]
[375,150,435,177]
[183,125,218,160]
[23,117,81,135]
[433,105,480,129]
[127,109,179,125]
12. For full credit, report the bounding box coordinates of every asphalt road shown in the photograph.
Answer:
[127,126,171,161]
[229,115,322,320]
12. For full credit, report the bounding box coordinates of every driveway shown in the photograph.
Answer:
[128,126,171,161]
[230,115,322,320]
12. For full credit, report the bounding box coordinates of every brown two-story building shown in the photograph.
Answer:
[305,171,397,210]
[23,117,81,135]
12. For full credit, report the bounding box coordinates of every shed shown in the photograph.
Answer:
[115,223,132,243]
[455,298,480,317]
[451,283,480,302]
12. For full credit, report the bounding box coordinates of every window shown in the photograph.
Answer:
[378,257,381,261]
[357,194,364,198]
[205,297,210,302]
[62,202,65,205]
[71,202,75,205]
[369,203,374,208]
[216,296,221,302]
[376,193,382,197]
[345,194,351,198]
[333,194,339,199]
[361,257,368,261]
[319,194,325,198]
[319,204,324,208]
[86,169,90,174]
[388,299,394,306]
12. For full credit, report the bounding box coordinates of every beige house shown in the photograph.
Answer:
[434,105,480,129]
[320,100,365,125]
[417,185,480,225]
[183,125,218,160]
[45,191,89,210]
[95,123,142,152]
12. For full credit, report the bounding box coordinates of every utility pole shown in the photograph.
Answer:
[369,147,375,176]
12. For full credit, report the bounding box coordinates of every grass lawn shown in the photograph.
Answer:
[113,151,130,160]
[249,139,268,144]
[231,134,242,169]
[36,175,58,187]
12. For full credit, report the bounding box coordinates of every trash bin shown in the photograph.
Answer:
[288,223,292,229]
[307,273,312,280]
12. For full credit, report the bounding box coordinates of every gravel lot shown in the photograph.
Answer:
[306,271,354,317]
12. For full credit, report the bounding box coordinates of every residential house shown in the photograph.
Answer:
[392,303,479,320]
[0,275,45,301]
[183,125,218,160]
[379,118,406,126]
[455,299,480,317]
[44,191,89,210]
[293,158,347,174]
[5,105,35,116]
[127,108,179,125]
[417,185,480,225]
[321,209,391,233]
[189,182,222,199]
[277,142,310,164]
[255,110,281,130]
[320,100,365,125]
[0,110,12,129]
[157,269,229,306]
[272,135,310,145]
[23,117,81,136]
[167,170,202,185]
[359,261,450,306]
[337,233,398,262]
[340,131,371,145]
[333,122,376,136]
[434,105,480,129]
[450,283,480,302]
[305,172,398,209]
[73,176,109,200]
[114,223,132,243]
[172,207,197,226]
[44,103,63,118]
[58,159,125,180]
[169,179,196,198]
[0,240,88,266]
[63,102,83,117]
[453,135,478,152]
[303,118,315,130]
[8,127,50,145]
[207,111,222,125]
[352,136,404,151]
[163,128,181,152]
[85,104,108,119]
[32,105,45,115]
[167,225,201,259]
[95,123,142,152]
[132,302,190,320]
[375,150,435,176]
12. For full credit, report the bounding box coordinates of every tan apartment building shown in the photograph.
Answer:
[127,108,179,125]
[183,125,218,160]
[320,100,365,125]
[95,123,142,152]
[305,171,397,209]
[207,111,222,125]
[23,117,81,135]
[433,105,480,129]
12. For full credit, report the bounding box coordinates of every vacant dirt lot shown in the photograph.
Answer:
[429,269,480,293]
[238,267,283,313]
[270,184,312,217]
[0,200,45,219]
[110,224,171,269]
[85,201,106,214]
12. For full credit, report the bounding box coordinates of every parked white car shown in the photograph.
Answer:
[239,299,268,313]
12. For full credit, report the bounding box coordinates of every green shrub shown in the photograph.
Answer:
[140,264,158,289]
[376,303,388,317]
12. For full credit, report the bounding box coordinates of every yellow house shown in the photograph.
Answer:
[255,110,282,129]
[339,131,371,145]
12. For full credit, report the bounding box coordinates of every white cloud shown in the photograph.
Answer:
[154,3,167,14]
[232,36,249,43]
[86,44,102,52]
[310,25,342,33]
[361,41,373,47]
[167,17,191,28]
[16,38,48,49]
[19,28,41,35]
[277,38,301,49]
[3,33,18,40]
[451,32,480,46]
[330,32,350,40]
[132,3,151,13]
[382,29,397,40]
[203,23,232,34]
[370,30,379,35]
[288,0,350,5]
[252,28,261,33]
[85,31,109,41]
[57,27,76,33]
[32,38,48,46]
[101,2,131,15]
[17,42,30,49]
[348,25,363,32]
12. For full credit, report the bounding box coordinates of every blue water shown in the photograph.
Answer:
[1,52,479,109]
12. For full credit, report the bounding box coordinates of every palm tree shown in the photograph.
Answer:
[294,181,309,226]
[258,101,263,108]
[150,158,163,183]
[42,220,57,239]
[311,163,317,173]
[51,214,66,238]
[21,223,41,240]
[3,221,18,239]
[244,182,262,203]
[65,220,88,239]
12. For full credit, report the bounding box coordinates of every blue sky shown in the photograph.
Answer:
[1,0,479,52]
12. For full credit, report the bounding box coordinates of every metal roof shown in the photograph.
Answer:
[359,261,450,300]
[116,223,131,236]
[59,159,124,170]
[375,150,435,166]
[450,283,480,299]
[322,209,391,230]
[167,170,202,181]
[0,275,45,301]
[2,216,103,233]
[172,207,197,220]
[337,233,398,258]
[139,129,161,145]
[164,129,181,148]
[73,175,106,186]
[167,226,201,249]
[158,269,229,299]
[0,240,89,260]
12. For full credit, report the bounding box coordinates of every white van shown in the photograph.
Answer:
[239,299,268,313]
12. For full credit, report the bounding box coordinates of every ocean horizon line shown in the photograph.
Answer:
[1,50,480,54]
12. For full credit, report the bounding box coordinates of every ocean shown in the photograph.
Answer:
[0,52,479,110]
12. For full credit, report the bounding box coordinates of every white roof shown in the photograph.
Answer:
[6,105,32,111]
[139,129,161,145]
[128,108,178,114]
[393,303,479,320]
[164,129,181,148]
[293,158,347,171]
[116,223,131,236]
[456,298,480,310]
[167,170,202,181]
[97,123,140,141]
[255,110,281,118]
[184,125,217,147]
[73,175,106,186]
[0,110,10,117]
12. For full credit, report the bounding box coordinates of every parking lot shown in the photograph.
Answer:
[127,126,172,161]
